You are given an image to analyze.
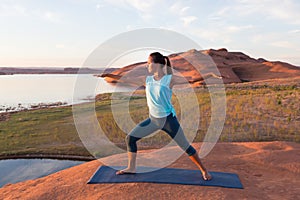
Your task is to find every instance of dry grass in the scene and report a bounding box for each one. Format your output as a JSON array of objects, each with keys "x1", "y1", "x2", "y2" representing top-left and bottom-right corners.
[{"x1": 0, "y1": 78, "x2": 299, "y2": 159}]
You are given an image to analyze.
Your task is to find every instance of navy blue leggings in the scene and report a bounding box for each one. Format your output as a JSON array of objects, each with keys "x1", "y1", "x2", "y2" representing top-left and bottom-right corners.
[{"x1": 125, "y1": 114, "x2": 196, "y2": 156}]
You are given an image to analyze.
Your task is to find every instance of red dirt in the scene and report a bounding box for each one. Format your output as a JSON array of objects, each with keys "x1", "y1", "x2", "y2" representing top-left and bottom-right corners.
[{"x1": 1, "y1": 141, "x2": 299, "y2": 200}]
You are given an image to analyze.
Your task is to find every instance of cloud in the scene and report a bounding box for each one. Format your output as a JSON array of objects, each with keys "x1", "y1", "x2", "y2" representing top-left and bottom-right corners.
[
  {"x1": 289, "y1": 30, "x2": 300, "y2": 34},
  {"x1": 208, "y1": 7, "x2": 230, "y2": 21},
  {"x1": 181, "y1": 16, "x2": 197, "y2": 26},
  {"x1": 169, "y1": 1, "x2": 197, "y2": 26},
  {"x1": 191, "y1": 28, "x2": 224, "y2": 43},
  {"x1": 42, "y1": 11, "x2": 63, "y2": 23},
  {"x1": 220, "y1": 0, "x2": 300, "y2": 24},
  {"x1": 170, "y1": 2, "x2": 190, "y2": 16},
  {"x1": 277, "y1": 55, "x2": 300, "y2": 66},
  {"x1": 251, "y1": 34, "x2": 264, "y2": 43},
  {"x1": 270, "y1": 41, "x2": 296, "y2": 49},
  {"x1": 107, "y1": 0, "x2": 159, "y2": 15},
  {"x1": 55, "y1": 44, "x2": 65, "y2": 49},
  {"x1": 104, "y1": 0, "x2": 195, "y2": 26},
  {"x1": 226, "y1": 25, "x2": 254, "y2": 33},
  {"x1": 96, "y1": 4, "x2": 104, "y2": 10},
  {"x1": 0, "y1": 2, "x2": 63, "y2": 23},
  {"x1": 103, "y1": 0, "x2": 162, "y2": 20},
  {"x1": 0, "y1": 3, "x2": 27, "y2": 16},
  {"x1": 263, "y1": 0, "x2": 300, "y2": 24},
  {"x1": 126, "y1": 0, "x2": 157, "y2": 12},
  {"x1": 192, "y1": 24, "x2": 254, "y2": 41},
  {"x1": 180, "y1": 6, "x2": 190, "y2": 14},
  {"x1": 208, "y1": 0, "x2": 300, "y2": 25}
]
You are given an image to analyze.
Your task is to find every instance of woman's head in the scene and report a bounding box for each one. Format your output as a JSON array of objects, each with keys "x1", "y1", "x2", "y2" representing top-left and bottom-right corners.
[{"x1": 147, "y1": 52, "x2": 171, "y2": 74}]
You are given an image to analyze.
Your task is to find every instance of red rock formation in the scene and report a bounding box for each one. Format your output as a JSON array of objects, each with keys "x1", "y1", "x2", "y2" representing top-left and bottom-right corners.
[{"x1": 100, "y1": 48, "x2": 300, "y2": 86}]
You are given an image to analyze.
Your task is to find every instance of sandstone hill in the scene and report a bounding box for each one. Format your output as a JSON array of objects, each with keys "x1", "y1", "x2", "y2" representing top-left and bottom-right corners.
[{"x1": 100, "y1": 48, "x2": 300, "y2": 86}]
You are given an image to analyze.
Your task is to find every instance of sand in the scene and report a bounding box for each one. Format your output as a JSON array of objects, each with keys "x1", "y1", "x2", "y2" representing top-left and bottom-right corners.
[{"x1": 1, "y1": 141, "x2": 299, "y2": 200}]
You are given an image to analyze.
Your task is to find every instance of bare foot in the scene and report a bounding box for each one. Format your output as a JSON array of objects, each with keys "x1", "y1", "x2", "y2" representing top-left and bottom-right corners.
[
  {"x1": 116, "y1": 168, "x2": 136, "y2": 175},
  {"x1": 202, "y1": 171, "x2": 212, "y2": 181}
]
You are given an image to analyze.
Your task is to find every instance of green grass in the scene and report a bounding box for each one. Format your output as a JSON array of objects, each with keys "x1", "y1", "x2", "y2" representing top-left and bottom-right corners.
[
  {"x1": 0, "y1": 84, "x2": 299, "y2": 159},
  {"x1": 0, "y1": 106, "x2": 89, "y2": 157}
]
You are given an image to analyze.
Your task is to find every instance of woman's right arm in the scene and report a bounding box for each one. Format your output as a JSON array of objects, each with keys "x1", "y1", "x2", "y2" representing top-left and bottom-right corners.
[{"x1": 100, "y1": 73, "x2": 146, "y2": 87}]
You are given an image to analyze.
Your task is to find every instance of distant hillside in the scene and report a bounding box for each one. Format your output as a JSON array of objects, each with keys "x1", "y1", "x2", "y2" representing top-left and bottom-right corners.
[
  {"x1": 0, "y1": 67, "x2": 118, "y2": 75},
  {"x1": 99, "y1": 48, "x2": 300, "y2": 86}
]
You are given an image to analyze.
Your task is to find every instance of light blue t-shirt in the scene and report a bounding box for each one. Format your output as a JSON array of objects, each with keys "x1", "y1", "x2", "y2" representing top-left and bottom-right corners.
[{"x1": 145, "y1": 74, "x2": 176, "y2": 118}]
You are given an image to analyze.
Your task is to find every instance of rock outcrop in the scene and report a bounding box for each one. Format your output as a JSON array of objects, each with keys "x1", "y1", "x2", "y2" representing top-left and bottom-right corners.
[{"x1": 99, "y1": 48, "x2": 300, "y2": 86}]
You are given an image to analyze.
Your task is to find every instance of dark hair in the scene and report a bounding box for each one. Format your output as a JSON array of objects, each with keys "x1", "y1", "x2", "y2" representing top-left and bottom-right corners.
[{"x1": 149, "y1": 52, "x2": 171, "y2": 67}]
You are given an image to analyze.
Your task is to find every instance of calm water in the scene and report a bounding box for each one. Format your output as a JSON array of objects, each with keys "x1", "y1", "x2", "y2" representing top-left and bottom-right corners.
[
  {"x1": 0, "y1": 74, "x2": 126, "y2": 187},
  {"x1": 0, "y1": 74, "x2": 131, "y2": 112},
  {"x1": 0, "y1": 159, "x2": 85, "y2": 188}
]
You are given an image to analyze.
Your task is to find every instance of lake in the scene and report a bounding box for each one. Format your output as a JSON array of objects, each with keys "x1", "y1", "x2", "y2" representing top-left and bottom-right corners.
[
  {"x1": 0, "y1": 74, "x2": 129, "y2": 187},
  {"x1": 0, "y1": 74, "x2": 131, "y2": 112},
  {"x1": 0, "y1": 74, "x2": 126, "y2": 187},
  {"x1": 0, "y1": 159, "x2": 85, "y2": 188}
]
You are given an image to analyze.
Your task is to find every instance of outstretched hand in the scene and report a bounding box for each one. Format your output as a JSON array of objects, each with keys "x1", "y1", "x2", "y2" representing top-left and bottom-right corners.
[
  {"x1": 211, "y1": 73, "x2": 223, "y2": 79},
  {"x1": 100, "y1": 73, "x2": 122, "y2": 80}
]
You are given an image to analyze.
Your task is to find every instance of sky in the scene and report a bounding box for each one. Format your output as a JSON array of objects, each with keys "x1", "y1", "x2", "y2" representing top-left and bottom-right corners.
[{"x1": 0, "y1": 0, "x2": 300, "y2": 67}]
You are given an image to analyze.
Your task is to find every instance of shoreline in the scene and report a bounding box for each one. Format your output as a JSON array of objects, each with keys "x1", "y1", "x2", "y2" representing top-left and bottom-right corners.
[
  {"x1": 1, "y1": 76, "x2": 299, "y2": 115},
  {"x1": 0, "y1": 77, "x2": 299, "y2": 161},
  {"x1": 0, "y1": 153, "x2": 95, "y2": 161},
  {"x1": 0, "y1": 103, "x2": 74, "y2": 122},
  {"x1": 0, "y1": 101, "x2": 70, "y2": 114}
]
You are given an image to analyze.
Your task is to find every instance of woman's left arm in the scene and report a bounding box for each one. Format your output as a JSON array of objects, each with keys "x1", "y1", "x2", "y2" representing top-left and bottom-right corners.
[
  {"x1": 170, "y1": 73, "x2": 223, "y2": 87},
  {"x1": 170, "y1": 75, "x2": 191, "y2": 88},
  {"x1": 189, "y1": 73, "x2": 223, "y2": 83}
]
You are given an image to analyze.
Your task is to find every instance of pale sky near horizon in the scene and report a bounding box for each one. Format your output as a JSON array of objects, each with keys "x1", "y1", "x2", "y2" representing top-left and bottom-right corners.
[{"x1": 0, "y1": 0, "x2": 300, "y2": 67}]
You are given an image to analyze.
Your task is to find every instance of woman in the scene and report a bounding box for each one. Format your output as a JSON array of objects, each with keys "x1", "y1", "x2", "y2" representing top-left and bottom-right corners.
[{"x1": 101, "y1": 52, "x2": 221, "y2": 180}]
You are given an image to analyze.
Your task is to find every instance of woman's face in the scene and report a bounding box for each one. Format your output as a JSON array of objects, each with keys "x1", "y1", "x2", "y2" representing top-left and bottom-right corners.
[{"x1": 147, "y1": 56, "x2": 159, "y2": 73}]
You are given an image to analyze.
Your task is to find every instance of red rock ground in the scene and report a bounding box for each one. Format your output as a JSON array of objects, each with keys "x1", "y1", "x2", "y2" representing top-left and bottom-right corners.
[{"x1": 1, "y1": 141, "x2": 299, "y2": 200}]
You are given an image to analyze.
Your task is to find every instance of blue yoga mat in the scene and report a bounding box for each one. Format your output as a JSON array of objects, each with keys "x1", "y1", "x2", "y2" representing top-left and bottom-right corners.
[{"x1": 88, "y1": 166, "x2": 243, "y2": 189}]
